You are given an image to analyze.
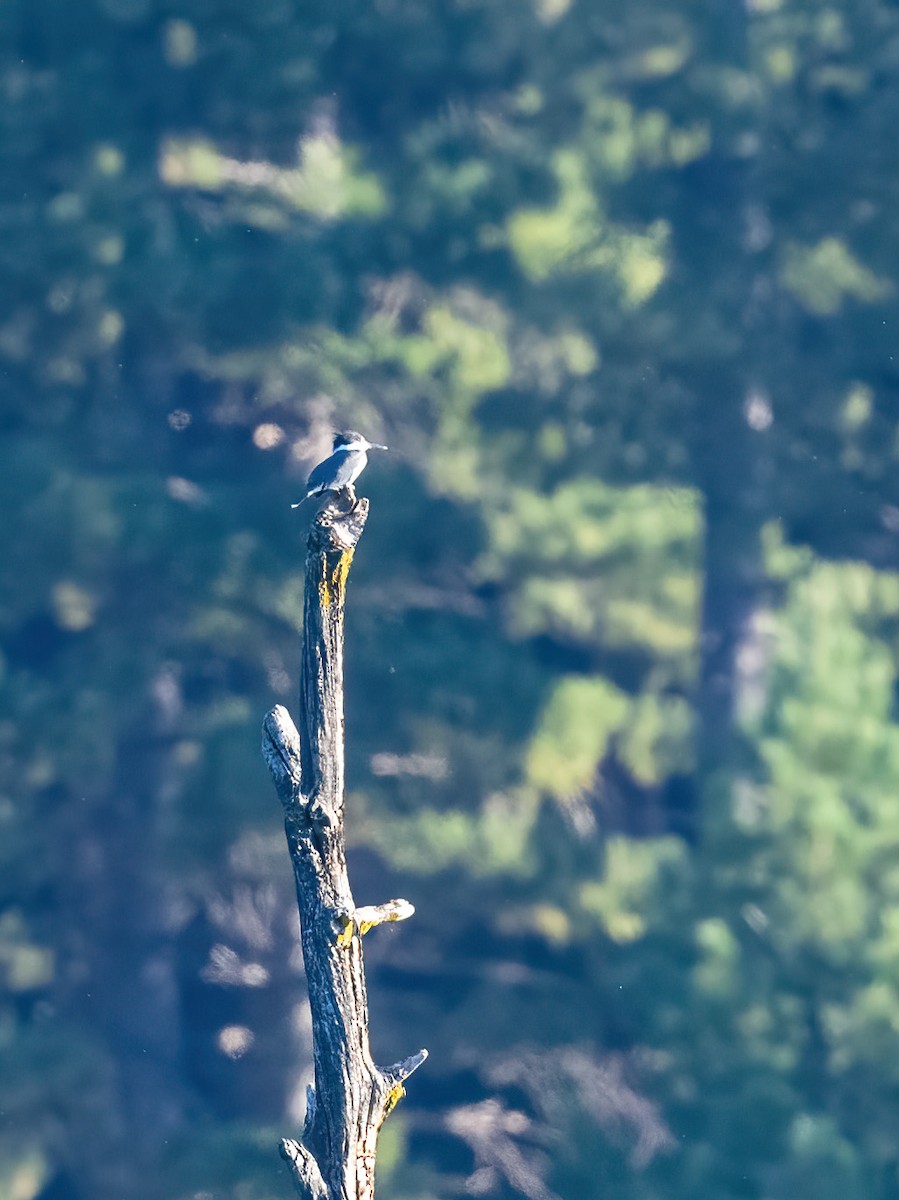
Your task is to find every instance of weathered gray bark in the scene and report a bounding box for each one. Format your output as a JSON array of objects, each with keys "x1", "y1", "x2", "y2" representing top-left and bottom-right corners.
[{"x1": 262, "y1": 494, "x2": 426, "y2": 1200}]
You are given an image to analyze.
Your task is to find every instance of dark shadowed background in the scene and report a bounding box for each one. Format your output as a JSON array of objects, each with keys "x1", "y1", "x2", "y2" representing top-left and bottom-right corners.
[{"x1": 5, "y1": 1, "x2": 899, "y2": 1197}]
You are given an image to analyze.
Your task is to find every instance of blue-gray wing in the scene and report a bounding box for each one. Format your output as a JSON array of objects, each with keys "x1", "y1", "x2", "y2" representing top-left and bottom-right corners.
[{"x1": 306, "y1": 447, "x2": 356, "y2": 494}]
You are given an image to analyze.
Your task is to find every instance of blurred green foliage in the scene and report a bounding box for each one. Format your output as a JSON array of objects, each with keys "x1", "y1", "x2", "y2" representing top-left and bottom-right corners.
[{"x1": 4, "y1": 0, "x2": 899, "y2": 1198}]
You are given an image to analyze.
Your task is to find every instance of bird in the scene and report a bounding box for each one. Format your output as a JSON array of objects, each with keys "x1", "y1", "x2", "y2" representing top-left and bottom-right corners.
[{"x1": 291, "y1": 431, "x2": 388, "y2": 508}]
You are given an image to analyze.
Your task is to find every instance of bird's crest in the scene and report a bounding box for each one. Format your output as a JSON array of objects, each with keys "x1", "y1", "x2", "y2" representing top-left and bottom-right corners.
[{"x1": 333, "y1": 430, "x2": 365, "y2": 449}]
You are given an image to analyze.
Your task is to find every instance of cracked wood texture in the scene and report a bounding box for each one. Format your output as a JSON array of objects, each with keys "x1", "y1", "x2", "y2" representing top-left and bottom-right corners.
[{"x1": 262, "y1": 494, "x2": 426, "y2": 1200}]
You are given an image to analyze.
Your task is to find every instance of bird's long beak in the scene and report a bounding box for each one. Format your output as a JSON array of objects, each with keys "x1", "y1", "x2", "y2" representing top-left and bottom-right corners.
[{"x1": 369, "y1": 442, "x2": 388, "y2": 451}]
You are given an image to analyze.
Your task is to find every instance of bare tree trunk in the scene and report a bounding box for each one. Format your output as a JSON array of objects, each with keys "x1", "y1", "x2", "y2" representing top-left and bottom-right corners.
[
  {"x1": 262, "y1": 495, "x2": 426, "y2": 1200},
  {"x1": 681, "y1": 7, "x2": 778, "y2": 790}
]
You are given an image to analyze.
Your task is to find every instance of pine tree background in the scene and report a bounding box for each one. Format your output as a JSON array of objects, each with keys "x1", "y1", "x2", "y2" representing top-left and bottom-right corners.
[{"x1": 4, "y1": 1, "x2": 899, "y2": 1197}]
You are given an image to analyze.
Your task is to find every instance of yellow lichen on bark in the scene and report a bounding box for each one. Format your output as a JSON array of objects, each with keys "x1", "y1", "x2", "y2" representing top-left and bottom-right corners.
[{"x1": 319, "y1": 548, "x2": 355, "y2": 610}]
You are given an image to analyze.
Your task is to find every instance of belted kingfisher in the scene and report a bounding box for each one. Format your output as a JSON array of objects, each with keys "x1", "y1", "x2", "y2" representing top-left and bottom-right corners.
[{"x1": 291, "y1": 431, "x2": 388, "y2": 508}]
